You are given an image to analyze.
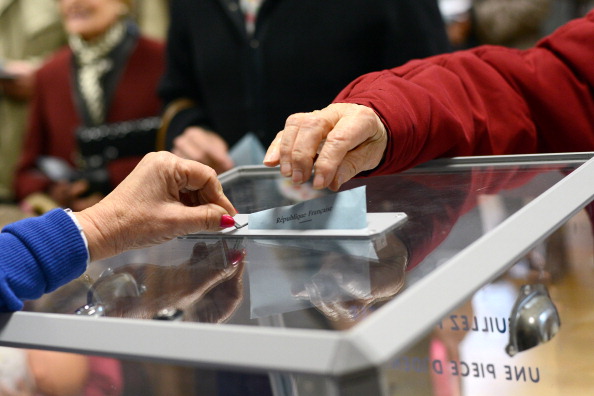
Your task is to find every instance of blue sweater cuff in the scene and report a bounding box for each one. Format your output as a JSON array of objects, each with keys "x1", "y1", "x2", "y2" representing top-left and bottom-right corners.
[{"x1": 0, "y1": 209, "x2": 89, "y2": 309}]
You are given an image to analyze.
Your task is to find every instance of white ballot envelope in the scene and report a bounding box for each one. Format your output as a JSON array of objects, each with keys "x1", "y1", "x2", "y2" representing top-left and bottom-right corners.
[{"x1": 187, "y1": 186, "x2": 407, "y2": 239}]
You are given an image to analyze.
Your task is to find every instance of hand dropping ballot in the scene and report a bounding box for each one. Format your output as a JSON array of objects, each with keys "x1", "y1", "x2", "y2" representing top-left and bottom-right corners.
[{"x1": 210, "y1": 186, "x2": 407, "y2": 239}]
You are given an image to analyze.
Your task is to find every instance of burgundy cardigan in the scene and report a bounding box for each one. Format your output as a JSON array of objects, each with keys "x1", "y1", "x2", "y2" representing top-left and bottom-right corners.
[{"x1": 14, "y1": 36, "x2": 164, "y2": 200}]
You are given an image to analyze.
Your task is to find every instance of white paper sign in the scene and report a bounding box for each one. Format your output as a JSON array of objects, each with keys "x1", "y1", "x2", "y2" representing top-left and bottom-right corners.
[{"x1": 248, "y1": 186, "x2": 367, "y2": 230}]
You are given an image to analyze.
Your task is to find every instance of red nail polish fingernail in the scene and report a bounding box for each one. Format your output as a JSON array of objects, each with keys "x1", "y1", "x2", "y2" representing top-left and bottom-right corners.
[
  {"x1": 227, "y1": 249, "x2": 245, "y2": 266},
  {"x1": 220, "y1": 214, "x2": 235, "y2": 228}
]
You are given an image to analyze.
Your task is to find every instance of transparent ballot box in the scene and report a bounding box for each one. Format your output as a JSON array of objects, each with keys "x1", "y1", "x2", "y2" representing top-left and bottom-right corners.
[{"x1": 2, "y1": 152, "x2": 594, "y2": 396}]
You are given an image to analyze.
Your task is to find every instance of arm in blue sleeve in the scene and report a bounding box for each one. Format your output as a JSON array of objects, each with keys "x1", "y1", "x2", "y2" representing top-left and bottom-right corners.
[{"x1": 0, "y1": 209, "x2": 89, "y2": 311}]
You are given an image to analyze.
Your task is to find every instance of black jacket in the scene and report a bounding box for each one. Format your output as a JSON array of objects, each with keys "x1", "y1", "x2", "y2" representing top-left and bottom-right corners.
[{"x1": 159, "y1": 0, "x2": 451, "y2": 149}]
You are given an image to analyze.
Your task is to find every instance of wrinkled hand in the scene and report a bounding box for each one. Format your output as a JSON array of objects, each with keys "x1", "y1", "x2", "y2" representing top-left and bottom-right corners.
[
  {"x1": 76, "y1": 152, "x2": 237, "y2": 261},
  {"x1": 173, "y1": 126, "x2": 234, "y2": 174},
  {"x1": 264, "y1": 103, "x2": 388, "y2": 191}
]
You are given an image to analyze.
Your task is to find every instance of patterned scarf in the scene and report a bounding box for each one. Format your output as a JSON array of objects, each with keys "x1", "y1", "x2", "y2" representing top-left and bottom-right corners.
[
  {"x1": 69, "y1": 21, "x2": 126, "y2": 125},
  {"x1": 239, "y1": 0, "x2": 263, "y2": 35}
]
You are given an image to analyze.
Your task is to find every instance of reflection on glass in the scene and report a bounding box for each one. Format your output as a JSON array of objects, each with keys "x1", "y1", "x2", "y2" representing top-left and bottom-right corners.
[
  {"x1": 382, "y1": 204, "x2": 593, "y2": 396},
  {"x1": 76, "y1": 238, "x2": 246, "y2": 322},
  {"x1": 221, "y1": 162, "x2": 576, "y2": 328},
  {"x1": 248, "y1": 233, "x2": 408, "y2": 322}
]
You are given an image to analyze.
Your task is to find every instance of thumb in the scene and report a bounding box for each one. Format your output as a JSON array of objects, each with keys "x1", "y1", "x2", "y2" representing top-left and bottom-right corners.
[{"x1": 171, "y1": 203, "x2": 232, "y2": 234}]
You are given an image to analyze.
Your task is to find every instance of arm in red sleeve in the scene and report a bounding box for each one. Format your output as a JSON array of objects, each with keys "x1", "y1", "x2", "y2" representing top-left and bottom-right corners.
[{"x1": 334, "y1": 11, "x2": 594, "y2": 175}]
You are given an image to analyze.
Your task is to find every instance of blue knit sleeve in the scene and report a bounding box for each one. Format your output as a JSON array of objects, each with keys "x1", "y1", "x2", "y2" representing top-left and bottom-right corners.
[{"x1": 0, "y1": 209, "x2": 89, "y2": 311}]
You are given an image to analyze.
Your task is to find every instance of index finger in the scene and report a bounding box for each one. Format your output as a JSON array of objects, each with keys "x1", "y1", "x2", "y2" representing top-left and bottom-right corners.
[
  {"x1": 179, "y1": 160, "x2": 236, "y2": 215},
  {"x1": 286, "y1": 110, "x2": 337, "y2": 185},
  {"x1": 276, "y1": 112, "x2": 311, "y2": 178},
  {"x1": 263, "y1": 131, "x2": 283, "y2": 167},
  {"x1": 311, "y1": 107, "x2": 379, "y2": 188}
]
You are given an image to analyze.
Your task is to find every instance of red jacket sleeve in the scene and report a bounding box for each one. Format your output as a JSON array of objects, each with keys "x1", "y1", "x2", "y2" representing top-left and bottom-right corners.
[{"x1": 334, "y1": 11, "x2": 594, "y2": 175}]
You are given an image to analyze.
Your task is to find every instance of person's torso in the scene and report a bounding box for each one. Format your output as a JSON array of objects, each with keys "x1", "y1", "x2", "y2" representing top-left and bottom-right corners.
[
  {"x1": 173, "y1": 0, "x2": 450, "y2": 145},
  {"x1": 34, "y1": 38, "x2": 164, "y2": 168}
]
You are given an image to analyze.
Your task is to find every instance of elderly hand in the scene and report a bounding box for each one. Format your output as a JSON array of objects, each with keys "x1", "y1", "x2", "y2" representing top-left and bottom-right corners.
[
  {"x1": 173, "y1": 126, "x2": 234, "y2": 174},
  {"x1": 263, "y1": 103, "x2": 388, "y2": 191},
  {"x1": 75, "y1": 151, "x2": 237, "y2": 261}
]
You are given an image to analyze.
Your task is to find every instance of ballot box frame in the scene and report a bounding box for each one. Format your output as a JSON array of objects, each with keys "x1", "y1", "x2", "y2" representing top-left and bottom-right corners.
[{"x1": 1, "y1": 152, "x2": 594, "y2": 380}]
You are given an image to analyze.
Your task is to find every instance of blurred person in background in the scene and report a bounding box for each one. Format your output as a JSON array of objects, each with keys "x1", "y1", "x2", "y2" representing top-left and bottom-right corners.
[
  {"x1": 438, "y1": 0, "x2": 552, "y2": 49},
  {"x1": 543, "y1": 0, "x2": 593, "y2": 34},
  {"x1": 134, "y1": 0, "x2": 171, "y2": 41},
  {"x1": 13, "y1": 0, "x2": 165, "y2": 214},
  {"x1": 0, "y1": 0, "x2": 66, "y2": 205},
  {"x1": 157, "y1": 0, "x2": 451, "y2": 174},
  {"x1": 472, "y1": 0, "x2": 552, "y2": 48},
  {"x1": 263, "y1": 10, "x2": 594, "y2": 190}
]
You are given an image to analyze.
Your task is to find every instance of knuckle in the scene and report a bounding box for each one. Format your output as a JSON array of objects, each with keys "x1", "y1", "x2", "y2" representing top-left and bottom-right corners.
[
  {"x1": 342, "y1": 158, "x2": 359, "y2": 176},
  {"x1": 204, "y1": 207, "x2": 220, "y2": 230},
  {"x1": 301, "y1": 113, "x2": 328, "y2": 131},
  {"x1": 144, "y1": 151, "x2": 168, "y2": 168},
  {"x1": 290, "y1": 148, "x2": 310, "y2": 164},
  {"x1": 152, "y1": 151, "x2": 169, "y2": 162},
  {"x1": 285, "y1": 112, "x2": 305, "y2": 127},
  {"x1": 204, "y1": 165, "x2": 218, "y2": 179},
  {"x1": 278, "y1": 136, "x2": 293, "y2": 155},
  {"x1": 313, "y1": 155, "x2": 335, "y2": 174},
  {"x1": 319, "y1": 137, "x2": 346, "y2": 155}
]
